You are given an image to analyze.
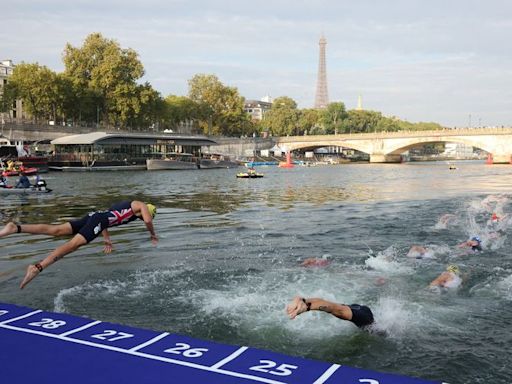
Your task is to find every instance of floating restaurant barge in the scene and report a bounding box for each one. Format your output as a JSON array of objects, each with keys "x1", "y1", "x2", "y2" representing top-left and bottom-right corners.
[{"x1": 48, "y1": 132, "x2": 217, "y2": 171}]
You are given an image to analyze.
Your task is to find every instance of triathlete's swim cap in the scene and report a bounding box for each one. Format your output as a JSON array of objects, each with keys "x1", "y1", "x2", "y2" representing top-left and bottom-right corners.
[
  {"x1": 447, "y1": 264, "x2": 459, "y2": 274},
  {"x1": 471, "y1": 236, "x2": 481, "y2": 243},
  {"x1": 147, "y1": 203, "x2": 157, "y2": 219}
]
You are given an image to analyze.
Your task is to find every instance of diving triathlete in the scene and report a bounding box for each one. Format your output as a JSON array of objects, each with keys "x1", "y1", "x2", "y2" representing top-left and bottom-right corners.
[
  {"x1": 286, "y1": 296, "x2": 374, "y2": 330},
  {"x1": 0, "y1": 200, "x2": 157, "y2": 289}
]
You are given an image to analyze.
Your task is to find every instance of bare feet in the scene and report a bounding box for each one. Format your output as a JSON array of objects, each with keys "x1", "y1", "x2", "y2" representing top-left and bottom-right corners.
[
  {"x1": 0, "y1": 222, "x2": 18, "y2": 238},
  {"x1": 20, "y1": 265, "x2": 40, "y2": 289},
  {"x1": 286, "y1": 296, "x2": 308, "y2": 319}
]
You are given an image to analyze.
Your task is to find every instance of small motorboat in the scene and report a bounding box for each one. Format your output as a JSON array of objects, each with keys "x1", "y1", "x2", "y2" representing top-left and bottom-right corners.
[
  {"x1": 0, "y1": 178, "x2": 51, "y2": 193},
  {"x1": 236, "y1": 169, "x2": 264, "y2": 178},
  {"x1": 0, "y1": 186, "x2": 52, "y2": 194}
]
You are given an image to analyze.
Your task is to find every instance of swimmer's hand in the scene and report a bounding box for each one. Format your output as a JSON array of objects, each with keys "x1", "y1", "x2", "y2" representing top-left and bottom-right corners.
[
  {"x1": 103, "y1": 240, "x2": 113, "y2": 254},
  {"x1": 150, "y1": 234, "x2": 158, "y2": 246},
  {"x1": 286, "y1": 296, "x2": 308, "y2": 319}
]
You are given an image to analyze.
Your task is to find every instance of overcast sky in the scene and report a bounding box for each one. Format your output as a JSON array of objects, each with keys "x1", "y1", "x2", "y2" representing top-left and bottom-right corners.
[{"x1": 2, "y1": 0, "x2": 512, "y2": 127}]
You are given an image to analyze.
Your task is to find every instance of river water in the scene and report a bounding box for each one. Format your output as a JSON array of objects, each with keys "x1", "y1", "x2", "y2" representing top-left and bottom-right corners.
[{"x1": 1, "y1": 161, "x2": 511, "y2": 383}]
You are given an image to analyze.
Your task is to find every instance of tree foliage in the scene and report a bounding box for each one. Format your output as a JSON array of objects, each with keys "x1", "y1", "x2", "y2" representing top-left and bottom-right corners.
[
  {"x1": 263, "y1": 96, "x2": 300, "y2": 136},
  {"x1": 62, "y1": 32, "x2": 157, "y2": 127},
  {"x1": 321, "y1": 102, "x2": 347, "y2": 134},
  {"x1": 5, "y1": 63, "x2": 63, "y2": 122},
  {"x1": 187, "y1": 74, "x2": 251, "y2": 136}
]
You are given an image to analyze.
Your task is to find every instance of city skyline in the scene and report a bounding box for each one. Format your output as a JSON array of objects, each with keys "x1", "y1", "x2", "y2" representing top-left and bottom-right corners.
[{"x1": 2, "y1": 0, "x2": 512, "y2": 127}]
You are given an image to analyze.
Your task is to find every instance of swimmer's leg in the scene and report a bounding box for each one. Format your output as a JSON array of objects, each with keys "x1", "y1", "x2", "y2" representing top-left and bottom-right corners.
[
  {"x1": 16, "y1": 223, "x2": 73, "y2": 237},
  {"x1": 0, "y1": 222, "x2": 19, "y2": 238},
  {"x1": 20, "y1": 233, "x2": 87, "y2": 289},
  {"x1": 0, "y1": 222, "x2": 73, "y2": 238}
]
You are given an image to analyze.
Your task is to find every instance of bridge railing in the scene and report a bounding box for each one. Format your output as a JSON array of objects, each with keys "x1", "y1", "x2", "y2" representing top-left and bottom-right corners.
[{"x1": 277, "y1": 127, "x2": 512, "y2": 142}]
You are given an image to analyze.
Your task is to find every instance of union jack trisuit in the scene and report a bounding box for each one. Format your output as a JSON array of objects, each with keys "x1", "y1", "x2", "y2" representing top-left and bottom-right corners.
[
  {"x1": 107, "y1": 200, "x2": 140, "y2": 227},
  {"x1": 69, "y1": 201, "x2": 141, "y2": 243}
]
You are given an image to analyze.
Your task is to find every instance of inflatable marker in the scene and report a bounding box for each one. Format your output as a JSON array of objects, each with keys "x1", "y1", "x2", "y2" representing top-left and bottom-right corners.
[{"x1": 0, "y1": 302, "x2": 447, "y2": 384}]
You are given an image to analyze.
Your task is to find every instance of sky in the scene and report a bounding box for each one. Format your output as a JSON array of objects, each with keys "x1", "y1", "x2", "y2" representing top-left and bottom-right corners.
[{"x1": 2, "y1": 0, "x2": 512, "y2": 127}]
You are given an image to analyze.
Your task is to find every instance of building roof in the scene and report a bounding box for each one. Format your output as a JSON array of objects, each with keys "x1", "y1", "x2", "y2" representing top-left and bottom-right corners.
[
  {"x1": 51, "y1": 132, "x2": 217, "y2": 146},
  {"x1": 244, "y1": 100, "x2": 272, "y2": 108}
]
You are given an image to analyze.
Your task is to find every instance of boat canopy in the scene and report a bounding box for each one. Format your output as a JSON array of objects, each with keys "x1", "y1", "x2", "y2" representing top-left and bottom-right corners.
[{"x1": 51, "y1": 132, "x2": 217, "y2": 147}]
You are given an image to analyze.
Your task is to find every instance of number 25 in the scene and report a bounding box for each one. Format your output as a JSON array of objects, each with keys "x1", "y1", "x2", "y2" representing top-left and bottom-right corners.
[{"x1": 250, "y1": 360, "x2": 298, "y2": 376}]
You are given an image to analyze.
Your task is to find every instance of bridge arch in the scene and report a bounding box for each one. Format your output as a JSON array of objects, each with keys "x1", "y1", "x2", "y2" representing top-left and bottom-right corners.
[
  {"x1": 385, "y1": 137, "x2": 491, "y2": 156},
  {"x1": 283, "y1": 141, "x2": 371, "y2": 156}
]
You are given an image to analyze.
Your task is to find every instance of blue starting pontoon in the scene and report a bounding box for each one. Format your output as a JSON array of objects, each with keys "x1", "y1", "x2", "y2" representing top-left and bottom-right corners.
[{"x1": 0, "y1": 302, "x2": 445, "y2": 384}]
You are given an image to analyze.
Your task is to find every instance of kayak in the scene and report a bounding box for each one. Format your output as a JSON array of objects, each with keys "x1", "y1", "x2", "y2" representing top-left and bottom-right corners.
[{"x1": 2, "y1": 167, "x2": 38, "y2": 177}]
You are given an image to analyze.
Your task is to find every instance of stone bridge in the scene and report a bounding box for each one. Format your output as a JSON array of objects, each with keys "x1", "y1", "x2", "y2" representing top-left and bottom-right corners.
[
  {"x1": 3, "y1": 123, "x2": 512, "y2": 164},
  {"x1": 275, "y1": 128, "x2": 512, "y2": 164}
]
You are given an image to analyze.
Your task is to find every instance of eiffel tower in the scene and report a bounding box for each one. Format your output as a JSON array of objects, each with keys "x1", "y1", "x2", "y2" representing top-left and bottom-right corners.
[{"x1": 314, "y1": 35, "x2": 329, "y2": 109}]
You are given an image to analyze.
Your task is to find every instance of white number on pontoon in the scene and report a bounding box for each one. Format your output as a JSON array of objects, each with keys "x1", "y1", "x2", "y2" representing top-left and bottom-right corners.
[
  {"x1": 91, "y1": 330, "x2": 134, "y2": 342},
  {"x1": 0, "y1": 310, "x2": 8, "y2": 316},
  {"x1": 28, "y1": 318, "x2": 67, "y2": 329},
  {"x1": 359, "y1": 380, "x2": 380, "y2": 384},
  {"x1": 164, "y1": 343, "x2": 209, "y2": 358},
  {"x1": 249, "y1": 360, "x2": 298, "y2": 376}
]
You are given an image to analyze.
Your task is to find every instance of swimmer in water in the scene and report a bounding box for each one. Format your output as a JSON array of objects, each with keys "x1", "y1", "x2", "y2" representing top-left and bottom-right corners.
[
  {"x1": 0, "y1": 200, "x2": 157, "y2": 289},
  {"x1": 458, "y1": 236, "x2": 482, "y2": 252},
  {"x1": 429, "y1": 265, "x2": 462, "y2": 289},
  {"x1": 406, "y1": 245, "x2": 434, "y2": 259},
  {"x1": 300, "y1": 257, "x2": 330, "y2": 267},
  {"x1": 435, "y1": 213, "x2": 457, "y2": 229},
  {"x1": 286, "y1": 296, "x2": 374, "y2": 331}
]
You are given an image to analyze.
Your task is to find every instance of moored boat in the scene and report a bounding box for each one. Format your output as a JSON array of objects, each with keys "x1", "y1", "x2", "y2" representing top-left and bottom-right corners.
[
  {"x1": 17, "y1": 156, "x2": 49, "y2": 173},
  {"x1": 199, "y1": 153, "x2": 239, "y2": 169},
  {"x1": 49, "y1": 132, "x2": 215, "y2": 171},
  {"x1": 146, "y1": 153, "x2": 199, "y2": 170}
]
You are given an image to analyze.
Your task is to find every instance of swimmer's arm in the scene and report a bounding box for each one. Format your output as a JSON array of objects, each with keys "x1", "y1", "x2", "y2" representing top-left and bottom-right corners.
[
  {"x1": 287, "y1": 296, "x2": 352, "y2": 321},
  {"x1": 101, "y1": 229, "x2": 113, "y2": 254},
  {"x1": 429, "y1": 273, "x2": 449, "y2": 287},
  {"x1": 133, "y1": 201, "x2": 158, "y2": 244},
  {"x1": 145, "y1": 220, "x2": 158, "y2": 245}
]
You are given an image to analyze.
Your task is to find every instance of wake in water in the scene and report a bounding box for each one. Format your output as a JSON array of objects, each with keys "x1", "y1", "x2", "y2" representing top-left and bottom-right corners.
[{"x1": 364, "y1": 246, "x2": 414, "y2": 274}]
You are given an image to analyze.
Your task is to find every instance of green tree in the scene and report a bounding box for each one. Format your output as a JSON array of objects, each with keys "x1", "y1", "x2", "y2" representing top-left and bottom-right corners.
[
  {"x1": 298, "y1": 108, "x2": 321, "y2": 135},
  {"x1": 6, "y1": 63, "x2": 62, "y2": 122},
  {"x1": 187, "y1": 74, "x2": 250, "y2": 136},
  {"x1": 263, "y1": 96, "x2": 300, "y2": 136},
  {"x1": 341, "y1": 110, "x2": 383, "y2": 133},
  {"x1": 321, "y1": 102, "x2": 347, "y2": 134},
  {"x1": 63, "y1": 32, "x2": 147, "y2": 127},
  {"x1": 164, "y1": 95, "x2": 203, "y2": 132}
]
